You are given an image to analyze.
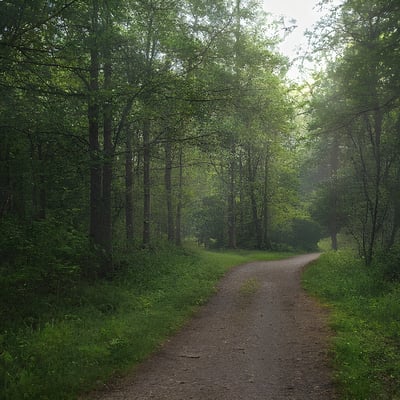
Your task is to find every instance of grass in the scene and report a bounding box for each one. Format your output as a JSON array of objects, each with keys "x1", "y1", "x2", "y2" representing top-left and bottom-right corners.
[
  {"x1": 317, "y1": 233, "x2": 358, "y2": 253},
  {"x1": 302, "y1": 251, "x2": 400, "y2": 399},
  {"x1": 0, "y1": 246, "x2": 294, "y2": 400}
]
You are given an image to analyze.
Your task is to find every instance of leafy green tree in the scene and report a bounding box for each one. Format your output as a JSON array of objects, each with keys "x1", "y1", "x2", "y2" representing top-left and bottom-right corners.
[{"x1": 309, "y1": 0, "x2": 400, "y2": 263}]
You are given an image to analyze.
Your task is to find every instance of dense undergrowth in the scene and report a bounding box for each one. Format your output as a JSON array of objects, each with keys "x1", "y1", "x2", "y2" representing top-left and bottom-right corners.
[
  {"x1": 303, "y1": 251, "x2": 400, "y2": 399},
  {"x1": 0, "y1": 241, "x2": 293, "y2": 400}
]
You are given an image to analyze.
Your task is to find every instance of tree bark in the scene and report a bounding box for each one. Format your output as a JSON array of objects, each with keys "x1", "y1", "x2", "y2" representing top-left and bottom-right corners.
[
  {"x1": 164, "y1": 131, "x2": 174, "y2": 242},
  {"x1": 329, "y1": 134, "x2": 339, "y2": 251},
  {"x1": 367, "y1": 109, "x2": 383, "y2": 264},
  {"x1": 125, "y1": 127, "x2": 134, "y2": 242},
  {"x1": 102, "y1": 53, "x2": 113, "y2": 258},
  {"x1": 238, "y1": 152, "x2": 244, "y2": 241},
  {"x1": 227, "y1": 141, "x2": 237, "y2": 248},
  {"x1": 143, "y1": 118, "x2": 151, "y2": 247},
  {"x1": 37, "y1": 142, "x2": 46, "y2": 220},
  {"x1": 175, "y1": 147, "x2": 183, "y2": 246},
  {"x1": 88, "y1": 0, "x2": 102, "y2": 246},
  {"x1": 387, "y1": 165, "x2": 400, "y2": 249},
  {"x1": 262, "y1": 153, "x2": 270, "y2": 249},
  {"x1": 247, "y1": 146, "x2": 262, "y2": 249}
]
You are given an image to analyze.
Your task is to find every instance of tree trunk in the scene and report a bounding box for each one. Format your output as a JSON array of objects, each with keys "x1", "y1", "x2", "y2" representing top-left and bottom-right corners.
[
  {"x1": 175, "y1": 147, "x2": 183, "y2": 246},
  {"x1": 329, "y1": 134, "x2": 339, "y2": 251},
  {"x1": 142, "y1": 119, "x2": 151, "y2": 247},
  {"x1": 125, "y1": 127, "x2": 134, "y2": 242},
  {"x1": 367, "y1": 109, "x2": 383, "y2": 265},
  {"x1": 0, "y1": 141, "x2": 13, "y2": 218},
  {"x1": 88, "y1": 0, "x2": 102, "y2": 246},
  {"x1": 164, "y1": 131, "x2": 174, "y2": 242},
  {"x1": 227, "y1": 141, "x2": 237, "y2": 248},
  {"x1": 247, "y1": 146, "x2": 262, "y2": 249},
  {"x1": 387, "y1": 165, "x2": 400, "y2": 249},
  {"x1": 102, "y1": 54, "x2": 113, "y2": 259},
  {"x1": 362, "y1": 109, "x2": 383, "y2": 265},
  {"x1": 37, "y1": 142, "x2": 46, "y2": 220},
  {"x1": 238, "y1": 152, "x2": 244, "y2": 241},
  {"x1": 262, "y1": 153, "x2": 270, "y2": 249}
]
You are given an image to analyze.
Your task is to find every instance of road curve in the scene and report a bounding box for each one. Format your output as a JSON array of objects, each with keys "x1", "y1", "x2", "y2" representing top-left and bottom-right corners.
[{"x1": 87, "y1": 253, "x2": 337, "y2": 400}]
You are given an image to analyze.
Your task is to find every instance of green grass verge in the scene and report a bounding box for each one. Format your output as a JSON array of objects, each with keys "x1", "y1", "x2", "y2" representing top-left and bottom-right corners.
[
  {"x1": 302, "y1": 251, "x2": 400, "y2": 400},
  {"x1": 1, "y1": 247, "x2": 293, "y2": 400},
  {"x1": 318, "y1": 234, "x2": 358, "y2": 252}
]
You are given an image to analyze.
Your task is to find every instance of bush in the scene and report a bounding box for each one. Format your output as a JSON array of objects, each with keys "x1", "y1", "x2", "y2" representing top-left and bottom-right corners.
[
  {"x1": 0, "y1": 217, "x2": 92, "y2": 326},
  {"x1": 191, "y1": 196, "x2": 226, "y2": 248},
  {"x1": 373, "y1": 244, "x2": 400, "y2": 281},
  {"x1": 271, "y1": 218, "x2": 322, "y2": 251}
]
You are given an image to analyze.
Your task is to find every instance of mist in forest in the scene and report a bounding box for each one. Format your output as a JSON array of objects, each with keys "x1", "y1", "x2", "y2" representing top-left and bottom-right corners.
[{"x1": 1, "y1": 1, "x2": 400, "y2": 398}]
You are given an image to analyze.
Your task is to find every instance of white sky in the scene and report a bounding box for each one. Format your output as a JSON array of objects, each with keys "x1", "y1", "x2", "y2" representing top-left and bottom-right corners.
[{"x1": 262, "y1": 0, "x2": 336, "y2": 81}]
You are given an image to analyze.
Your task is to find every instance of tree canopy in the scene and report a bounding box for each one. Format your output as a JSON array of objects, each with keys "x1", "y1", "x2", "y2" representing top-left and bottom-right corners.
[
  {"x1": 1, "y1": 0, "x2": 311, "y2": 306},
  {"x1": 2, "y1": 0, "x2": 400, "y2": 323},
  {"x1": 307, "y1": 0, "x2": 400, "y2": 264}
]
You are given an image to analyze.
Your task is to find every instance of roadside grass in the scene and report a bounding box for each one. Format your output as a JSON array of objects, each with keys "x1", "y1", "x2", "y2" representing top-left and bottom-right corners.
[
  {"x1": 0, "y1": 246, "x2": 293, "y2": 400},
  {"x1": 318, "y1": 234, "x2": 358, "y2": 252},
  {"x1": 302, "y1": 251, "x2": 400, "y2": 399}
]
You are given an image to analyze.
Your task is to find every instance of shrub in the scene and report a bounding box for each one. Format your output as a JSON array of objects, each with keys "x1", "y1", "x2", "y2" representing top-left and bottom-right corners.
[
  {"x1": 373, "y1": 244, "x2": 400, "y2": 281},
  {"x1": 0, "y1": 217, "x2": 92, "y2": 326},
  {"x1": 271, "y1": 218, "x2": 322, "y2": 251}
]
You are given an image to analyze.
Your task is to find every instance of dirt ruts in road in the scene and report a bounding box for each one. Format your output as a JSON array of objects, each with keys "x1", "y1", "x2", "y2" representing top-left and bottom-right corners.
[{"x1": 87, "y1": 253, "x2": 337, "y2": 400}]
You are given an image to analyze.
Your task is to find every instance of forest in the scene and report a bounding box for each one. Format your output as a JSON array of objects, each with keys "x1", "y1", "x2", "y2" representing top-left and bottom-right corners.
[
  {"x1": 1, "y1": 0, "x2": 400, "y2": 399},
  {"x1": 0, "y1": 0, "x2": 308, "y2": 303}
]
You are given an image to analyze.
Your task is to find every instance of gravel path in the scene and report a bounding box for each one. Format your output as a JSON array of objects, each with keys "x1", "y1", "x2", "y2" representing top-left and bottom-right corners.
[{"x1": 87, "y1": 253, "x2": 337, "y2": 400}]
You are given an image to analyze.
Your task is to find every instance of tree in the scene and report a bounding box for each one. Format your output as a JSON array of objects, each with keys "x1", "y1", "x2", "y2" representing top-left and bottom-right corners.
[
  {"x1": 0, "y1": 0, "x2": 302, "y2": 296},
  {"x1": 309, "y1": 0, "x2": 400, "y2": 263}
]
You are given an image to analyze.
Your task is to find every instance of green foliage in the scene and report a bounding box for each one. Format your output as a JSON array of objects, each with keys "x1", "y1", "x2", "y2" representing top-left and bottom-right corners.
[
  {"x1": 0, "y1": 217, "x2": 100, "y2": 327},
  {"x1": 271, "y1": 217, "x2": 322, "y2": 251},
  {"x1": 318, "y1": 233, "x2": 358, "y2": 253},
  {"x1": 303, "y1": 251, "x2": 400, "y2": 399},
  {"x1": 308, "y1": 0, "x2": 400, "y2": 264},
  {"x1": 373, "y1": 244, "x2": 400, "y2": 282},
  {"x1": 192, "y1": 196, "x2": 226, "y2": 248},
  {"x1": 0, "y1": 247, "x2": 293, "y2": 400},
  {"x1": 310, "y1": 182, "x2": 347, "y2": 235},
  {"x1": 290, "y1": 218, "x2": 322, "y2": 251}
]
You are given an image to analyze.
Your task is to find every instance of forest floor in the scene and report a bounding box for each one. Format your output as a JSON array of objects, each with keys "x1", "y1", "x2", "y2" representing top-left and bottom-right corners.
[{"x1": 84, "y1": 254, "x2": 337, "y2": 400}]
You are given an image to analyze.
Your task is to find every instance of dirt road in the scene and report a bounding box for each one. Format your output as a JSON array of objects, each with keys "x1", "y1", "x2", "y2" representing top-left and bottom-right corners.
[{"x1": 88, "y1": 253, "x2": 337, "y2": 400}]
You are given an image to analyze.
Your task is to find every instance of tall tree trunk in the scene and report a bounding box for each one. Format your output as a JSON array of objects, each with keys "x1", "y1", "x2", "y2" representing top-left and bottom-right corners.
[
  {"x1": 247, "y1": 146, "x2": 262, "y2": 248},
  {"x1": 262, "y1": 153, "x2": 270, "y2": 249},
  {"x1": 164, "y1": 131, "x2": 174, "y2": 242},
  {"x1": 238, "y1": 152, "x2": 244, "y2": 242},
  {"x1": 142, "y1": 9, "x2": 155, "y2": 248},
  {"x1": 88, "y1": 0, "x2": 102, "y2": 246},
  {"x1": 29, "y1": 139, "x2": 38, "y2": 218},
  {"x1": 175, "y1": 147, "x2": 183, "y2": 246},
  {"x1": 228, "y1": 0, "x2": 240, "y2": 249},
  {"x1": 367, "y1": 109, "x2": 383, "y2": 264},
  {"x1": 125, "y1": 127, "x2": 134, "y2": 242},
  {"x1": 102, "y1": 53, "x2": 113, "y2": 259},
  {"x1": 28, "y1": 135, "x2": 46, "y2": 220},
  {"x1": 387, "y1": 165, "x2": 400, "y2": 249},
  {"x1": 142, "y1": 119, "x2": 151, "y2": 247},
  {"x1": 363, "y1": 109, "x2": 383, "y2": 265},
  {"x1": 329, "y1": 187, "x2": 339, "y2": 251},
  {"x1": 329, "y1": 134, "x2": 340, "y2": 251},
  {"x1": 37, "y1": 142, "x2": 46, "y2": 220},
  {"x1": 0, "y1": 141, "x2": 13, "y2": 217},
  {"x1": 227, "y1": 141, "x2": 237, "y2": 248}
]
